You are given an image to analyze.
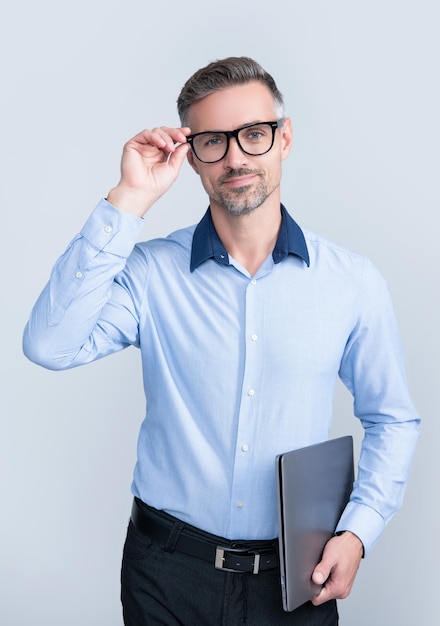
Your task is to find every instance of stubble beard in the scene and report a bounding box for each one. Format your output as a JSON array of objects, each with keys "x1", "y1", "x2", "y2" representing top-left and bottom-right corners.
[{"x1": 212, "y1": 169, "x2": 278, "y2": 217}]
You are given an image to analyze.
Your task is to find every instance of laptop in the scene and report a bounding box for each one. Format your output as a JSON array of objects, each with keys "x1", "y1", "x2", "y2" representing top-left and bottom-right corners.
[{"x1": 276, "y1": 436, "x2": 354, "y2": 612}]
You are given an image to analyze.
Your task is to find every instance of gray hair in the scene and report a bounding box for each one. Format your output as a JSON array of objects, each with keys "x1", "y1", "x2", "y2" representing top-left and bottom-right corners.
[{"x1": 177, "y1": 56, "x2": 285, "y2": 127}]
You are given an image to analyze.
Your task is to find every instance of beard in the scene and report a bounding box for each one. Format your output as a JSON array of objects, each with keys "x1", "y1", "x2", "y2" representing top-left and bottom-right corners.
[{"x1": 210, "y1": 168, "x2": 278, "y2": 216}]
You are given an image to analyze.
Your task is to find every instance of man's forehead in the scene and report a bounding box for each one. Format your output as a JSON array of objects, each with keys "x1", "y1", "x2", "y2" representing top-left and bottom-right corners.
[{"x1": 186, "y1": 82, "x2": 278, "y2": 133}]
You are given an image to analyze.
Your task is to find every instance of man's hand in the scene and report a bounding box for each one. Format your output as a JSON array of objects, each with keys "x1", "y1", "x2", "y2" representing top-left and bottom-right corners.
[
  {"x1": 107, "y1": 127, "x2": 191, "y2": 217},
  {"x1": 311, "y1": 531, "x2": 363, "y2": 606}
]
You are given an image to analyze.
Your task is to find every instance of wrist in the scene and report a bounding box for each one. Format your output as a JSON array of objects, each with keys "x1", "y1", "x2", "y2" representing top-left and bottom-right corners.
[
  {"x1": 106, "y1": 185, "x2": 154, "y2": 217},
  {"x1": 335, "y1": 530, "x2": 365, "y2": 558}
]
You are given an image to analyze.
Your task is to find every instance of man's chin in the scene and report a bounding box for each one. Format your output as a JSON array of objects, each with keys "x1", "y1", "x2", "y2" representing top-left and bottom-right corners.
[
  {"x1": 219, "y1": 189, "x2": 267, "y2": 216},
  {"x1": 222, "y1": 200, "x2": 263, "y2": 217},
  {"x1": 224, "y1": 206, "x2": 256, "y2": 217}
]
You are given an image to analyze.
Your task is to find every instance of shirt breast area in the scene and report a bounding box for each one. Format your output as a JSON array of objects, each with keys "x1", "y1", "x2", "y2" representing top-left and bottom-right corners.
[{"x1": 126, "y1": 226, "x2": 368, "y2": 402}]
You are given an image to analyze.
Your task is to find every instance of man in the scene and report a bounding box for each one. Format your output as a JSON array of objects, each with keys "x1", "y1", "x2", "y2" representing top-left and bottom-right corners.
[{"x1": 23, "y1": 57, "x2": 420, "y2": 625}]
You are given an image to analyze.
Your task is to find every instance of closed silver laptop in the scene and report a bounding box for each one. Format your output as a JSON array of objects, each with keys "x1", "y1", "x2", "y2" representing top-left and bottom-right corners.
[{"x1": 276, "y1": 436, "x2": 354, "y2": 612}]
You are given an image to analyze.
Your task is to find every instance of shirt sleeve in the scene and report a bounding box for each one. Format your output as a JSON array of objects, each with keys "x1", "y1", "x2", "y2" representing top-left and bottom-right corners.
[
  {"x1": 23, "y1": 199, "x2": 147, "y2": 370},
  {"x1": 335, "y1": 259, "x2": 420, "y2": 555}
]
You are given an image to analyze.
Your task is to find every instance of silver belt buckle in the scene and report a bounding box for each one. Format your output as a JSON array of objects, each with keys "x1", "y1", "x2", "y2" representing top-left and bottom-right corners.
[{"x1": 215, "y1": 546, "x2": 261, "y2": 574}]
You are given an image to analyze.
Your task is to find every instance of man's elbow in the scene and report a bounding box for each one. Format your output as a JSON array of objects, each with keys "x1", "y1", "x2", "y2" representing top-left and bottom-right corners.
[{"x1": 22, "y1": 326, "x2": 73, "y2": 371}]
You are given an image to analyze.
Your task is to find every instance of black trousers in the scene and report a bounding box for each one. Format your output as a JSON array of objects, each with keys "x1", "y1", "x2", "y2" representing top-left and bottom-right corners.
[{"x1": 121, "y1": 503, "x2": 338, "y2": 626}]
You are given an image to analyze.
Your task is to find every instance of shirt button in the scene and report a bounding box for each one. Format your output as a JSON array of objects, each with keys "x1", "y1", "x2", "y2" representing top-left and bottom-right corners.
[
  {"x1": 251, "y1": 334, "x2": 258, "y2": 341},
  {"x1": 241, "y1": 444, "x2": 249, "y2": 452},
  {"x1": 237, "y1": 501, "x2": 245, "y2": 508},
  {"x1": 247, "y1": 389, "x2": 255, "y2": 397},
  {"x1": 250, "y1": 279, "x2": 257, "y2": 286},
  {"x1": 104, "y1": 225, "x2": 113, "y2": 233},
  {"x1": 75, "y1": 271, "x2": 83, "y2": 279}
]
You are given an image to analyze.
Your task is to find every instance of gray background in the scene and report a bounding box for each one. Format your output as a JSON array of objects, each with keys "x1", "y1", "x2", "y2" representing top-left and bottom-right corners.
[{"x1": 1, "y1": 1, "x2": 438, "y2": 624}]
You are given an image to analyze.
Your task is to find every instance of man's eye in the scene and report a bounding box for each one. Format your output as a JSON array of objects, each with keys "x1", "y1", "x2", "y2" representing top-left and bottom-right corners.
[
  {"x1": 247, "y1": 131, "x2": 263, "y2": 140},
  {"x1": 203, "y1": 134, "x2": 224, "y2": 148}
]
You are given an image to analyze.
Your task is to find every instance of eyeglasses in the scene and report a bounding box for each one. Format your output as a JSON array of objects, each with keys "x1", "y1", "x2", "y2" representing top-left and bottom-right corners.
[{"x1": 187, "y1": 119, "x2": 284, "y2": 164}]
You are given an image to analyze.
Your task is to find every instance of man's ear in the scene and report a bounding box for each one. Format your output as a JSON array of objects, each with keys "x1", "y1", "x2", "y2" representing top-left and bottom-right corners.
[
  {"x1": 187, "y1": 149, "x2": 200, "y2": 175},
  {"x1": 280, "y1": 117, "x2": 294, "y2": 161}
]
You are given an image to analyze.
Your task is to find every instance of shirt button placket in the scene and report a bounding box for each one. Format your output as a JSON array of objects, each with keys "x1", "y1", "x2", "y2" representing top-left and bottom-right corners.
[{"x1": 230, "y1": 275, "x2": 259, "y2": 528}]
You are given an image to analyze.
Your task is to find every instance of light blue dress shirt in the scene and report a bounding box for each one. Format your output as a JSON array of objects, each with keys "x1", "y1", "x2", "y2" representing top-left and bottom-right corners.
[{"x1": 23, "y1": 199, "x2": 420, "y2": 555}]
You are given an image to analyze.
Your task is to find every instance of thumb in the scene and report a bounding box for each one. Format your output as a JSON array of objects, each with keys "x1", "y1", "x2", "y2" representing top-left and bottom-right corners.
[
  {"x1": 168, "y1": 142, "x2": 190, "y2": 172},
  {"x1": 312, "y1": 560, "x2": 330, "y2": 585}
]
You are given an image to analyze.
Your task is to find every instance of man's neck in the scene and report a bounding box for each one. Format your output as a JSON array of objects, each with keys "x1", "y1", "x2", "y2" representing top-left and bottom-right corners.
[{"x1": 210, "y1": 199, "x2": 282, "y2": 276}]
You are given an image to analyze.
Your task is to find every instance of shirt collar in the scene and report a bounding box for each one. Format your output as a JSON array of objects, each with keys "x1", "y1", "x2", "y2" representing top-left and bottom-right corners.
[{"x1": 190, "y1": 204, "x2": 310, "y2": 272}]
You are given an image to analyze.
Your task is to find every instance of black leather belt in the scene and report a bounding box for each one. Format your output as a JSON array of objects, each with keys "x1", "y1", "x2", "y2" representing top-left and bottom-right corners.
[{"x1": 130, "y1": 498, "x2": 279, "y2": 574}]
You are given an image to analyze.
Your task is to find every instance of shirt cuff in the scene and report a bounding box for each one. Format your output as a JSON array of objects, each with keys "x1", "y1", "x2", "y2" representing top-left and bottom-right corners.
[
  {"x1": 80, "y1": 198, "x2": 145, "y2": 257},
  {"x1": 335, "y1": 501, "x2": 386, "y2": 556}
]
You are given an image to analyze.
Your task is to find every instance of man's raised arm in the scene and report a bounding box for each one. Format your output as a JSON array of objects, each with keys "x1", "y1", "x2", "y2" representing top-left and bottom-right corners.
[{"x1": 23, "y1": 127, "x2": 191, "y2": 369}]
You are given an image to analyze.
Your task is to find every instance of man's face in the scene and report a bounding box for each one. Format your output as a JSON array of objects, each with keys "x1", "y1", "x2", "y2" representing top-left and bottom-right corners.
[{"x1": 186, "y1": 82, "x2": 293, "y2": 217}]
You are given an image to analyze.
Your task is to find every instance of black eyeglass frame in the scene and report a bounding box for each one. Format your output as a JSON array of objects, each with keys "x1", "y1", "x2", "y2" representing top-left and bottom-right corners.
[{"x1": 186, "y1": 119, "x2": 285, "y2": 164}]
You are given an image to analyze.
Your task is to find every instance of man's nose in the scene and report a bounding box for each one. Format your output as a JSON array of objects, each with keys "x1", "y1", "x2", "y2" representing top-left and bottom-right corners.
[{"x1": 223, "y1": 137, "x2": 248, "y2": 169}]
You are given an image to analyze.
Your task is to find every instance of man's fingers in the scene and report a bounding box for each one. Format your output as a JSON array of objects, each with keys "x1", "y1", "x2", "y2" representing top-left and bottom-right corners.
[
  {"x1": 312, "y1": 572, "x2": 352, "y2": 606},
  {"x1": 312, "y1": 584, "x2": 332, "y2": 606},
  {"x1": 109, "y1": 126, "x2": 192, "y2": 216},
  {"x1": 128, "y1": 127, "x2": 191, "y2": 154},
  {"x1": 159, "y1": 126, "x2": 192, "y2": 143},
  {"x1": 311, "y1": 562, "x2": 331, "y2": 605}
]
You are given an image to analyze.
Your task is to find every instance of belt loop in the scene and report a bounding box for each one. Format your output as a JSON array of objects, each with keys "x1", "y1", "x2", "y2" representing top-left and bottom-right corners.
[{"x1": 164, "y1": 521, "x2": 185, "y2": 553}]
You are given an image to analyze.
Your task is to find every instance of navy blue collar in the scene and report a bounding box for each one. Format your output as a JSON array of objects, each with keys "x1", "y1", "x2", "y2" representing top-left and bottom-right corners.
[{"x1": 190, "y1": 204, "x2": 310, "y2": 272}]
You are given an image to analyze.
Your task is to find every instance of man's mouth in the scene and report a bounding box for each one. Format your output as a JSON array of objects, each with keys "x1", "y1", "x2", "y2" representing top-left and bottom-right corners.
[
  {"x1": 220, "y1": 170, "x2": 260, "y2": 188},
  {"x1": 223, "y1": 175, "x2": 256, "y2": 187}
]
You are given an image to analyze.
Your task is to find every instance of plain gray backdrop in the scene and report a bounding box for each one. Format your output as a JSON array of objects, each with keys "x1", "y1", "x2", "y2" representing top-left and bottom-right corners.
[{"x1": 1, "y1": 1, "x2": 438, "y2": 624}]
